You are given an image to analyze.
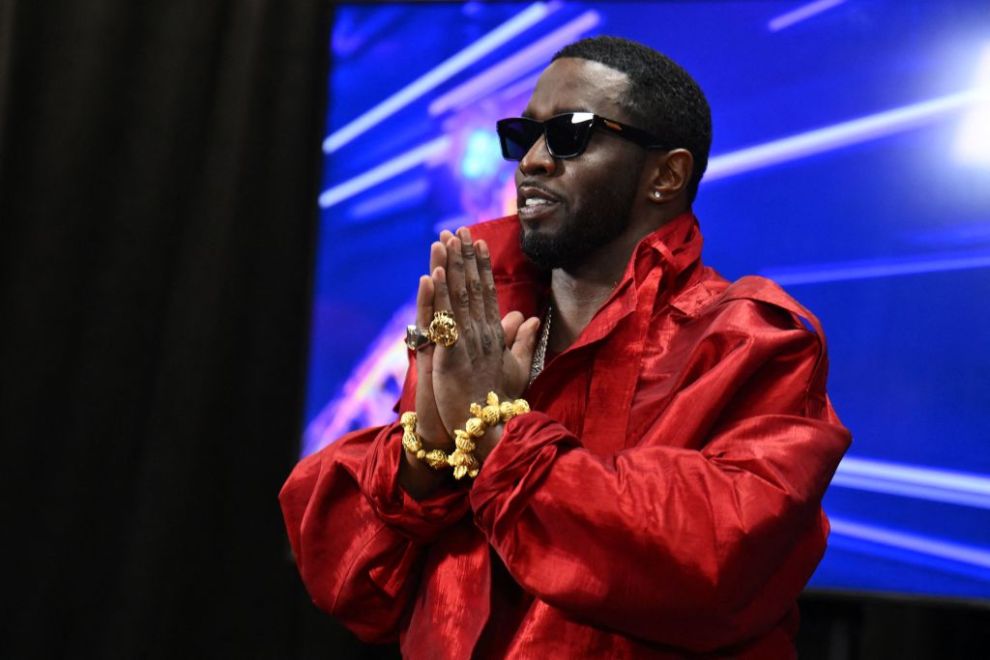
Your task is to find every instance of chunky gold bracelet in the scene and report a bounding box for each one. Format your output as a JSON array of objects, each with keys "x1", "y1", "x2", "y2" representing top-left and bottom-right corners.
[
  {"x1": 447, "y1": 392, "x2": 530, "y2": 480},
  {"x1": 399, "y1": 412, "x2": 449, "y2": 470}
]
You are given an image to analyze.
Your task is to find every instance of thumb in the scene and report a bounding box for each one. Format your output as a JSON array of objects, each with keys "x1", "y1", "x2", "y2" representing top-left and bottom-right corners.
[
  {"x1": 500, "y1": 310, "x2": 524, "y2": 348},
  {"x1": 510, "y1": 316, "x2": 542, "y2": 366}
]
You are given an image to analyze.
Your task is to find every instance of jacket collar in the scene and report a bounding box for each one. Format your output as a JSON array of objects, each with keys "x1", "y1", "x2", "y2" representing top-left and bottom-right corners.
[
  {"x1": 473, "y1": 211, "x2": 703, "y2": 356},
  {"x1": 568, "y1": 211, "x2": 701, "y2": 354},
  {"x1": 470, "y1": 210, "x2": 703, "y2": 320}
]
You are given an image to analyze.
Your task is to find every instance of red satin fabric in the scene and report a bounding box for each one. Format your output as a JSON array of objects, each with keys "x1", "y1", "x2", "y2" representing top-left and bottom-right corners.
[{"x1": 280, "y1": 212, "x2": 851, "y2": 658}]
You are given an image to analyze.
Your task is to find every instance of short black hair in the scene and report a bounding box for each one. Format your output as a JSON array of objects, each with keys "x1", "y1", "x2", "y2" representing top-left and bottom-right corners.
[{"x1": 553, "y1": 36, "x2": 712, "y2": 203}]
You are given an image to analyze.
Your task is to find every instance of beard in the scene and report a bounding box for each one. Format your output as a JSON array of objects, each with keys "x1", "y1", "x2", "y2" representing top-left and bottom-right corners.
[{"x1": 519, "y1": 179, "x2": 639, "y2": 271}]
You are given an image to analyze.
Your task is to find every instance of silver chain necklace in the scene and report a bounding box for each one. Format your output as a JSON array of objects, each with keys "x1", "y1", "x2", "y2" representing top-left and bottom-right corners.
[{"x1": 529, "y1": 305, "x2": 552, "y2": 384}]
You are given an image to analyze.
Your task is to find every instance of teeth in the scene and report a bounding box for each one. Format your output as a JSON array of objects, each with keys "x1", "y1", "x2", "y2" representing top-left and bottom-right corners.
[{"x1": 524, "y1": 198, "x2": 551, "y2": 207}]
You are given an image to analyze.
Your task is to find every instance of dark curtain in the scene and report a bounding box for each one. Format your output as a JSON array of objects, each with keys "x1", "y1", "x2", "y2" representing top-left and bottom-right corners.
[{"x1": 0, "y1": 1, "x2": 341, "y2": 657}]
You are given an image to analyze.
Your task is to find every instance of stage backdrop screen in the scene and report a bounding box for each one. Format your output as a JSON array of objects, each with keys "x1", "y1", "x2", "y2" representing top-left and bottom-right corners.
[{"x1": 304, "y1": 1, "x2": 990, "y2": 602}]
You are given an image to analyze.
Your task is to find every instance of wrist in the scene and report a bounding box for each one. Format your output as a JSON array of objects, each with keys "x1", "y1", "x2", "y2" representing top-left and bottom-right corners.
[
  {"x1": 399, "y1": 443, "x2": 448, "y2": 500},
  {"x1": 418, "y1": 429, "x2": 452, "y2": 452},
  {"x1": 451, "y1": 391, "x2": 527, "y2": 474},
  {"x1": 473, "y1": 423, "x2": 504, "y2": 463},
  {"x1": 398, "y1": 413, "x2": 453, "y2": 499}
]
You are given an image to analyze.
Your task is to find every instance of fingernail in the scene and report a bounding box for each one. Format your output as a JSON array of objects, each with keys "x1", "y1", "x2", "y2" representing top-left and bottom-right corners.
[{"x1": 477, "y1": 240, "x2": 488, "y2": 258}]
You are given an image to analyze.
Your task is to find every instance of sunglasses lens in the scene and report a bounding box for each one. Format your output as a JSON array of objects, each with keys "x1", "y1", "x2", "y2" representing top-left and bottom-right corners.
[
  {"x1": 495, "y1": 114, "x2": 596, "y2": 161},
  {"x1": 545, "y1": 113, "x2": 594, "y2": 158},
  {"x1": 497, "y1": 118, "x2": 543, "y2": 161}
]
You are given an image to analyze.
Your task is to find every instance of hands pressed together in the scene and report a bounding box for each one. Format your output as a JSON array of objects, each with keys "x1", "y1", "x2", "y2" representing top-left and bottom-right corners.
[{"x1": 400, "y1": 227, "x2": 542, "y2": 498}]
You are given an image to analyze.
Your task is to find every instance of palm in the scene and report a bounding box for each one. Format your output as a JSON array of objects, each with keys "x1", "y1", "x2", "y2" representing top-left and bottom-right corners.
[{"x1": 428, "y1": 229, "x2": 540, "y2": 435}]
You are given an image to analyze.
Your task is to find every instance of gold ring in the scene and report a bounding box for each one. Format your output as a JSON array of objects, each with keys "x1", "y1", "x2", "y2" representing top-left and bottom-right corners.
[
  {"x1": 428, "y1": 310, "x2": 459, "y2": 348},
  {"x1": 405, "y1": 325, "x2": 432, "y2": 351}
]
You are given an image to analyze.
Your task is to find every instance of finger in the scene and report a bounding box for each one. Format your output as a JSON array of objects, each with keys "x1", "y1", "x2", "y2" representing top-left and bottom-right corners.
[
  {"x1": 443, "y1": 237, "x2": 476, "y2": 355},
  {"x1": 416, "y1": 274, "x2": 435, "y2": 329},
  {"x1": 476, "y1": 240, "x2": 503, "y2": 334},
  {"x1": 415, "y1": 275, "x2": 436, "y2": 395},
  {"x1": 429, "y1": 241, "x2": 446, "y2": 281},
  {"x1": 456, "y1": 227, "x2": 485, "y2": 327},
  {"x1": 415, "y1": 275, "x2": 446, "y2": 444},
  {"x1": 431, "y1": 266, "x2": 462, "y2": 358},
  {"x1": 439, "y1": 229, "x2": 454, "y2": 243},
  {"x1": 432, "y1": 266, "x2": 453, "y2": 312},
  {"x1": 501, "y1": 311, "x2": 524, "y2": 348},
  {"x1": 510, "y1": 316, "x2": 542, "y2": 366},
  {"x1": 415, "y1": 274, "x2": 436, "y2": 397}
]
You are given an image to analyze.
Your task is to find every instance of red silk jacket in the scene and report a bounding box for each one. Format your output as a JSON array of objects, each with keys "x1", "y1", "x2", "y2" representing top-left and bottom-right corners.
[{"x1": 280, "y1": 212, "x2": 851, "y2": 658}]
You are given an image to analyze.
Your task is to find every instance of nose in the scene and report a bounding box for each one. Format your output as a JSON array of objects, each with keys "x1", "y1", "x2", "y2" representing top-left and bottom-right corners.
[{"x1": 518, "y1": 133, "x2": 556, "y2": 176}]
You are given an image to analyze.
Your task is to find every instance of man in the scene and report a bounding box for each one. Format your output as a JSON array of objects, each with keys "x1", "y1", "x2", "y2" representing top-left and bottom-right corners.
[{"x1": 280, "y1": 36, "x2": 850, "y2": 658}]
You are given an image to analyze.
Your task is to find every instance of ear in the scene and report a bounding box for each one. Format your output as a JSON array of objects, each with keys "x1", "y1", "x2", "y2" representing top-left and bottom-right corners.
[{"x1": 646, "y1": 148, "x2": 694, "y2": 203}]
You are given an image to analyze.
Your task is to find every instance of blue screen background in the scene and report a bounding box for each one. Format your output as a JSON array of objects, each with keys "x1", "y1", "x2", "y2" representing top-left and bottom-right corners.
[{"x1": 305, "y1": 1, "x2": 990, "y2": 601}]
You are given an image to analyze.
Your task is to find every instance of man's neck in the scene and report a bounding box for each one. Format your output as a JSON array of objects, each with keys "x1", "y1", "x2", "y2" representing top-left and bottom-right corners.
[
  {"x1": 546, "y1": 207, "x2": 689, "y2": 353},
  {"x1": 547, "y1": 224, "x2": 644, "y2": 353},
  {"x1": 548, "y1": 270, "x2": 615, "y2": 353}
]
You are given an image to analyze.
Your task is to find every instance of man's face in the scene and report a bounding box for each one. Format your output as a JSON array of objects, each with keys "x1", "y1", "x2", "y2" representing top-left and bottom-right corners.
[{"x1": 515, "y1": 58, "x2": 648, "y2": 271}]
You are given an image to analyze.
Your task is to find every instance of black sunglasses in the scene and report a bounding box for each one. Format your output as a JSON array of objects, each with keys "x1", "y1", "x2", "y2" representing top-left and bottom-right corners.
[{"x1": 496, "y1": 112, "x2": 667, "y2": 161}]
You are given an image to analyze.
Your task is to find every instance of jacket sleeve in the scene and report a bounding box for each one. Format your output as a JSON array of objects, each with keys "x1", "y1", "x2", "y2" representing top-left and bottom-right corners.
[
  {"x1": 280, "y1": 388, "x2": 470, "y2": 642},
  {"x1": 469, "y1": 301, "x2": 851, "y2": 653}
]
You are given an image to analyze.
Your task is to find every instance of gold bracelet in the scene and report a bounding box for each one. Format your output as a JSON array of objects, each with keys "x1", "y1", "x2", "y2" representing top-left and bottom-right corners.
[
  {"x1": 448, "y1": 392, "x2": 530, "y2": 480},
  {"x1": 399, "y1": 412, "x2": 449, "y2": 470}
]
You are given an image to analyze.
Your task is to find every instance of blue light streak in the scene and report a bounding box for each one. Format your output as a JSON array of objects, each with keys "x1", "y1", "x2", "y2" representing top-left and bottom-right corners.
[
  {"x1": 705, "y1": 90, "x2": 985, "y2": 182},
  {"x1": 829, "y1": 517, "x2": 990, "y2": 571},
  {"x1": 349, "y1": 178, "x2": 430, "y2": 221},
  {"x1": 428, "y1": 10, "x2": 601, "y2": 116},
  {"x1": 323, "y1": 2, "x2": 557, "y2": 154},
  {"x1": 761, "y1": 249, "x2": 990, "y2": 286},
  {"x1": 768, "y1": 0, "x2": 847, "y2": 33},
  {"x1": 830, "y1": 456, "x2": 990, "y2": 510},
  {"x1": 831, "y1": 474, "x2": 990, "y2": 511},
  {"x1": 838, "y1": 456, "x2": 990, "y2": 497},
  {"x1": 318, "y1": 137, "x2": 450, "y2": 209}
]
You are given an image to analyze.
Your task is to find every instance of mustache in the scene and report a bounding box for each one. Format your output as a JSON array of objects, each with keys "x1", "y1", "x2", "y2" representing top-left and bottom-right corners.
[{"x1": 517, "y1": 180, "x2": 563, "y2": 203}]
